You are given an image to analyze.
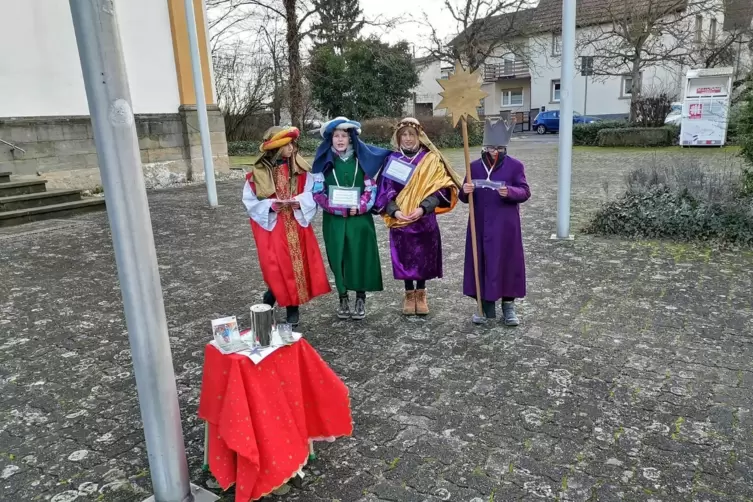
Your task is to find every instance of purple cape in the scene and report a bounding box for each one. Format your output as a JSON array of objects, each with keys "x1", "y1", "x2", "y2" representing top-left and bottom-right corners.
[{"x1": 460, "y1": 154, "x2": 529, "y2": 300}]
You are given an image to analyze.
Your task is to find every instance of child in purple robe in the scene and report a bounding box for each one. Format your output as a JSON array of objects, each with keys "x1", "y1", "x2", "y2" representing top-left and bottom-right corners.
[
  {"x1": 460, "y1": 116, "x2": 530, "y2": 326},
  {"x1": 375, "y1": 118, "x2": 462, "y2": 316}
]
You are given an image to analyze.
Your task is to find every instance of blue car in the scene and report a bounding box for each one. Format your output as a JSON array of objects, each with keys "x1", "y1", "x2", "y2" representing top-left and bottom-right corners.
[{"x1": 533, "y1": 110, "x2": 599, "y2": 134}]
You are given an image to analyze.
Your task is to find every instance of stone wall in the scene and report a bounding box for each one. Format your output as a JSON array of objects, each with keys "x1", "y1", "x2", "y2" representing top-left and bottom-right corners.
[{"x1": 0, "y1": 105, "x2": 229, "y2": 190}]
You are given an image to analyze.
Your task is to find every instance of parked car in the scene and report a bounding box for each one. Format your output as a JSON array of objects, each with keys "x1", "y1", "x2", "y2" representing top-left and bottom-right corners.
[
  {"x1": 664, "y1": 102, "x2": 682, "y2": 126},
  {"x1": 533, "y1": 110, "x2": 600, "y2": 134}
]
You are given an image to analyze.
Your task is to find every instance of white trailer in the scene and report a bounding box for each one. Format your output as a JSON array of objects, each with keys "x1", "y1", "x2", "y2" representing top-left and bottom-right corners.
[{"x1": 679, "y1": 67, "x2": 734, "y2": 147}]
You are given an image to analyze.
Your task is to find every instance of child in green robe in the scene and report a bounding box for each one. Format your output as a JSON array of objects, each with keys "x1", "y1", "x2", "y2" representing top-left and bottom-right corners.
[{"x1": 312, "y1": 117, "x2": 391, "y2": 320}]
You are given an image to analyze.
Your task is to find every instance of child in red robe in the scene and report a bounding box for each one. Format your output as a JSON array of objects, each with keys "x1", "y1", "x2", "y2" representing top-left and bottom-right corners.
[{"x1": 242, "y1": 126, "x2": 330, "y2": 325}]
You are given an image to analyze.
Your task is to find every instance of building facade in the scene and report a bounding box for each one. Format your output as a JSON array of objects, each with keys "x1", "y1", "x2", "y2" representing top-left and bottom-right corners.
[
  {"x1": 0, "y1": 0, "x2": 229, "y2": 190},
  {"x1": 410, "y1": 0, "x2": 751, "y2": 123},
  {"x1": 404, "y1": 57, "x2": 448, "y2": 118}
]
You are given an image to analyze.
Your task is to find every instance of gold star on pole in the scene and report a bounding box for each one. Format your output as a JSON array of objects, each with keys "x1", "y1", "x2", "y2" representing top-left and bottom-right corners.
[{"x1": 435, "y1": 61, "x2": 488, "y2": 127}]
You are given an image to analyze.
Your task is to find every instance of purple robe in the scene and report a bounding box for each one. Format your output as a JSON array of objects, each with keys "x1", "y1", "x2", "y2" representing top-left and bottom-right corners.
[
  {"x1": 375, "y1": 150, "x2": 452, "y2": 281},
  {"x1": 460, "y1": 154, "x2": 529, "y2": 300}
]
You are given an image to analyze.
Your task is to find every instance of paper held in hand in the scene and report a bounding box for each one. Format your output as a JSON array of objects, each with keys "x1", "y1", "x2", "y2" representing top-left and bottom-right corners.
[
  {"x1": 472, "y1": 180, "x2": 506, "y2": 190},
  {"x1": 328, "y1": 186, "x2": 361, "y2": 209},
  {"x1": 382, "y1": 157, "x2": 416, "y2": 185}
]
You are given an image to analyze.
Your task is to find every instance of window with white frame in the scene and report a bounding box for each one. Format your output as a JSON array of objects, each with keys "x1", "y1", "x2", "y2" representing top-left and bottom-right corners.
[
  {"x1": 551, "y1": 80, "x2": 561, "y2": 102},
  {"x1": 501, "y1": 88, "x2": 524, "y2": 107},
  {"x1": 621, "y1": 74, "x2": 641, "y2": 97},
  {"x1": 552, "y1": 33, "x2": 562, "y2": 55},
  {"x1": 710, "y1": 18, "x2": 717, "y2": 44}
]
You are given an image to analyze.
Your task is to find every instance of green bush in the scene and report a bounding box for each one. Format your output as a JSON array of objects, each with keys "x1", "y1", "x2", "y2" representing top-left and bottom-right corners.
[
  {"x1": 597, "y1": 126, "x2": 675, "y2": 147},
  {"x1": 228, "y1": 135, "x2": 322, "y2": 157},
  {"x1": 664, "y1": 124, "x2": 680, "y2": 145},
  {"x1": 360, "y1": 117, "x2": 398, "y2": 143},
  {"x1": 737, "y1": 82, "x2": 753, "y2": 167},
  {"x1": 726, "y1": 103, "x2": 744, "y2": 144},
  {"x1": 573, "y1": 121, "x2": 629, "y2": 146},
  {"x1": 227, "y1": 141, "x2": 258, "y2": 156},
  {"x1": 359, "y1": 116, "x2": 484, "y2": 149},
  {"x1": 228, "y1": 116, "x2": 485, "y2": 157},
  {"x1": 584, "y1": 160, "x2": 753, "y2": 246}
]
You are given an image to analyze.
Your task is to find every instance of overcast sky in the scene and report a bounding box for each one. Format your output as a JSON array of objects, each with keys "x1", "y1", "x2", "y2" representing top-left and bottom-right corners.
[{"x1": 361, "y1": 0, "x2": 459, "y2": 55}]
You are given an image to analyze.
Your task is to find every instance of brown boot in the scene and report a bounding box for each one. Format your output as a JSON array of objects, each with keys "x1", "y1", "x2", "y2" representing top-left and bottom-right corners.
[
  {"x1": 415, "y1": 289, "x2": 429, "y2": 315},
  {"x1": 402, "y1": 291, "x2": 416, "y2": 315}
]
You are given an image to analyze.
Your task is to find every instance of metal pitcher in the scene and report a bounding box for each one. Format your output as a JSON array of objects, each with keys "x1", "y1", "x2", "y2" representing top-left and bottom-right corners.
[{"x1": 250, "y1": 304, "x2": 275, "y2": 348}]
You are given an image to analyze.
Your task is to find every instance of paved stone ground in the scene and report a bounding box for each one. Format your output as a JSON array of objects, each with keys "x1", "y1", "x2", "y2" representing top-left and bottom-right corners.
[{"x1": 2, "y1": 144, "x2": 753, "y2": 502}]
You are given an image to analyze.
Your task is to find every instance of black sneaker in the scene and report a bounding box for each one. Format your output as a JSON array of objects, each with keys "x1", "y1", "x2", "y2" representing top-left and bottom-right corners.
[
  {"x1": 352, "y1": 298, "x2": 366, "y2": 320},
  {"x1": 286, "y1": 306, "x2": 300, "y2": 327},
  {"x1": 262, "y1": 290, "x2": 276, "y2": 307},
  {"x1": 337, "y1": 297, "x2": 351, "y2": 319}
]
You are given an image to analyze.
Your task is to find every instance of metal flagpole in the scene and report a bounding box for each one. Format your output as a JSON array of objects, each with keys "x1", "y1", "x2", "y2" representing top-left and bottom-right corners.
[
  {"x1": 583, "y1": 76, "x2": 589, "y2": 116},
  {"x1": 184, "y1": 0, "x2": 218, "y2": 208},
  {"x1": 554, "y1": 0, "x2": 576, "y2": 240},
  {"x1": 68, "y1": 2, "x2": 217, "y2": 501}
]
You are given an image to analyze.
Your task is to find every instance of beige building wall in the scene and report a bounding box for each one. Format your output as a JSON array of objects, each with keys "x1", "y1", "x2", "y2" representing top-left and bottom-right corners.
[{"x1": 482, "y1": 79, "x2": 532, "y2": 118}]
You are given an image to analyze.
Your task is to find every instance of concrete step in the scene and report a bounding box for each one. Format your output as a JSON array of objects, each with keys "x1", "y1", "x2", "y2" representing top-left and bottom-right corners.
[
  {"x1": 0, "y1": 190, "x2": 82, "y2": 212},
  {"x1": 0, "y1": 172, "x2": 10, "y2": 183},
  {"x1": 0, "y1": 198, "x2": 106, "y2": 227},
  {"x1": 0, "y1": 180, "x2": 47, "y2": 197}
]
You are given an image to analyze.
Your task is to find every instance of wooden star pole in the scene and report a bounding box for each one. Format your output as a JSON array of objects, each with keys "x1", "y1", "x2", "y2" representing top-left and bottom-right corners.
[{"x1": 435, "y1": 62, "x2": 488, "y2": 320}]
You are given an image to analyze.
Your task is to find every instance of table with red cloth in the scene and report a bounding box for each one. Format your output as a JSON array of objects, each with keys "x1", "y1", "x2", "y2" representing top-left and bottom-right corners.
[{"x1": 198, "y1": 338, "x2": 353, "y2": 502}]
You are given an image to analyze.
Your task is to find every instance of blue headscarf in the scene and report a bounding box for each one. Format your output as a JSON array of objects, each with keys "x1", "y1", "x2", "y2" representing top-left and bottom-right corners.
[{"x1": 312, "y1": 117, "x2": 392, "y2": 179}]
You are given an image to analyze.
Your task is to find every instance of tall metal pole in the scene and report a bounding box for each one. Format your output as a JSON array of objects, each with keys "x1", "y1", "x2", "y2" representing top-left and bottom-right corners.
[
  {"x1": 184, "y1": 0, "x2": 218, "y2": 207},
  {"x1": 583, "y1": 76, "x2": 589, "y2": 116},
  {"x1": 555, "y1": 0, "x2": 576, "y2": 239},
  {"x1": 68, "y1": 2, "x2": 217, "y2": 501}
]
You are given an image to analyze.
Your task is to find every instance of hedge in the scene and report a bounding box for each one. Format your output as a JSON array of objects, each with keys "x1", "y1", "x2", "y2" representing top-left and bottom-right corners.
[
  {"x1": 228, "y1": 136, "x2": 323, "y2": 157},
  {"x1": 360, "y1": 116, "x2": 484, "y2": 149},
  {"x1": 228, "y1": 116, "x2": 485, "y2": 156},
  {"x1": 572, "y1": 121, "x2": 630, "y2": 146},
  {"x1": 597, "y1": 126, "x2": 676, "y2": 147}
]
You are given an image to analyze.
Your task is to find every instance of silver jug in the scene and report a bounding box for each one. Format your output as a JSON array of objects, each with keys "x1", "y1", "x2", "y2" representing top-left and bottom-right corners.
[{"x1": 250, "y1": 304, "x2": 275, "y2": 348}]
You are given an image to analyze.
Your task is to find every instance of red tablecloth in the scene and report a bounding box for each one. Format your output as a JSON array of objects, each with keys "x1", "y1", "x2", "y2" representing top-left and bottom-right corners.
[{"x1": 198, "y1": 339, "x2": 353, "y2": 501}]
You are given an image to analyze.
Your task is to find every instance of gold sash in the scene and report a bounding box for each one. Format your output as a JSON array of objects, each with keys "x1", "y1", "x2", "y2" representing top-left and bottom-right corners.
[{"x1": 382, "y1": 151, "x2": 460, "y2": 229}]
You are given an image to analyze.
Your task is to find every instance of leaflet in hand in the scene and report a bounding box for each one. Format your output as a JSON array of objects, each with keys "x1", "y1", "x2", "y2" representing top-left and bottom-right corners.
[{"x1": 472, "y1": 180, "x2": 506, "y2": 190}]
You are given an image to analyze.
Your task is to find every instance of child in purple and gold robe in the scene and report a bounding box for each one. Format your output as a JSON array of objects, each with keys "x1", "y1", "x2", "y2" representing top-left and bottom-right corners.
[{"x1": 375, "y1": 117, "x2": 462, "y2": 316}]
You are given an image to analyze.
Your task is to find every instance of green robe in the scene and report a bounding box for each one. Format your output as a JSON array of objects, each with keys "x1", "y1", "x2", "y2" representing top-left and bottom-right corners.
[{"x1": 321, "y1": 156, "x2": 383, "y2": 296}]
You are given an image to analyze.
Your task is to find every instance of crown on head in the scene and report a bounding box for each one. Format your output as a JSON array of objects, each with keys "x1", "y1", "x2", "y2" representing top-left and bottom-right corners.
[
  {"x1": 483, "y1": 115, "x2": 516, "y2": 147},
  {"x1": 396, "y1": 117, "x2": 423, "y2": 133}
]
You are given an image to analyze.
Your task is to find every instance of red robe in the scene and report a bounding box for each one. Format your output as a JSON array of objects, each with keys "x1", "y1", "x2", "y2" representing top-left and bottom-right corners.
[{"x1": 245, "y1": 165, "x2": 330, "y2": 307}]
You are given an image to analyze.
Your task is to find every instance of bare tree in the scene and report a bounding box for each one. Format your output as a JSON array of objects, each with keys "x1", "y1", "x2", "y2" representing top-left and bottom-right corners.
[
  {"x1": 576, "y1": 0, "x2": 718, "y2": 121},
  {"x1": 208, "y1": 0, "x2": 403, "y2": 128},
  {"x1": 259, "y1": 17, "x2": 289, "y2": 126},
  {"x1": 423, "y1": 0, "x2": 539, "y2": 72},
  {"x1": 213, "y1": 38, "x2": 272, "y2": 141},
  {"x1": 206, "y1": 0, "x2": 319, "y2": 129},
  {"x1": 688, "y1": 3, "x2": 753, "y2": 72}
]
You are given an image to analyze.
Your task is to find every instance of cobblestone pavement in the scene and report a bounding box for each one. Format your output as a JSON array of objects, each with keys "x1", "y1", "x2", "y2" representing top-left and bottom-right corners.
[{"x1": 2, "y1": 145, "x2": 752, "y2": 502}]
